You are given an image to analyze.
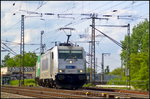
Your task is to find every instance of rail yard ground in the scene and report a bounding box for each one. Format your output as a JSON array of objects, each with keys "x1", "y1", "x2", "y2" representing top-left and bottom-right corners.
[
  {"x1": 1, "y1": 85, "x2": 149, "y2": 98},
  {"x1": 1, "y1": 92, "x2": 34, "y2": 98}
]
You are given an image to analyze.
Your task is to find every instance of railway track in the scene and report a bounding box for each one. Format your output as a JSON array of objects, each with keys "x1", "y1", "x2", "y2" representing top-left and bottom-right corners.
[
  {"x1": 1, "y1": 86, "x2": 101, "y2": 98},
  {"x1": 83, "y1": 87, "x2": 150, "y2": 99},
  {"x1": 1, "y1": 85, "x2": 149, "y2": 98},
  {"x1": 83, "y1": 87, "x2": 149, "y2": 95},
  {"x1": 82, "y1": 87, "x2": 149, "y2": 98}
]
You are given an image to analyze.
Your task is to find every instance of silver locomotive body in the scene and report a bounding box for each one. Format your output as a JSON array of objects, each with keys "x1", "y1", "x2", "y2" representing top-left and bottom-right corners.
[{"x1": 35, "y1": 44, "x2": 87, "y2": 89}]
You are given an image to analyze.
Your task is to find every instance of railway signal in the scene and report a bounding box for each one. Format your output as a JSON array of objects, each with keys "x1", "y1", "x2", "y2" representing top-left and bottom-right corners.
[{"x1": 101, "y1": 53, "x2": 110, "y2": 84}]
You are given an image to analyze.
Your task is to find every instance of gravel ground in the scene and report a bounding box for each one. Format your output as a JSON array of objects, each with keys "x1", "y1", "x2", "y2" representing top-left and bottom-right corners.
[{"x1": 1, "y1": 92, "x2": 34, "y2": 98}]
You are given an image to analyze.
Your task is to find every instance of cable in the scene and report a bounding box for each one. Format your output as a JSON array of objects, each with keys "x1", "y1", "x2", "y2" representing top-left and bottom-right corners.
[
  {"x1": 62, "y1": 1, "x2": 117, "y2": 41},
  {"x1": 2, "y1": 1, "x2": 147, "y2": 55},
  {"x1": 88, "y1": 1, "x2": 114, "y2": 13},
  {"x1": 1, "y1": 1, "x2": 16, "y2": 14},
  {"x1": 32, "y1": 47, "x2": 40, "y2": 53},
  {"x1": 122, "y1": 1, "x2": 148, "y2": 10},
  {"x1": 2, "y1": 43, "x2": 18, "y2": 55},
  {"x1": 2, "y1": 40, "x2": 20, "y2": 44},
  {"x1": 36, "y1": 1, "x2": 44, "y2": 10},
  {"x1": 61, "y1": 1, "x2": 125, "y2": 29},
  {"x1": 90, "y1": 25, "x2": 124, "y2": 49},
  {"x1": 2, "y1": 40, "x2": 40, "y2": 45},
  {"x1": 42, "y1": 1, "x2": 85, "y2": 47},
  {"x1": 30, "y1": 2, "x2": 78, "y2": 48},
  {"x1": 1, "y1": 47, "x2": 16, "y2": 56},
  {"x1": 60, "y1": 1, "x2": 77, "y2": 14},
  {"x1": 14, "y1": 2, "x2": 125, "y2": 47},
  {"x1": 2, "y1": 20, "x2": 21, "y2": 33}
]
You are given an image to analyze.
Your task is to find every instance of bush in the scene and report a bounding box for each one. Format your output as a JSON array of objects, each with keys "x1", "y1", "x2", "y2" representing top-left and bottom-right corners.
[
  {"x1": 107, "y1": 77, "x2": 126, "y2": 85},
  {"x1": 83, "y1": 83, "x2": 95, "y2": 87},
  {"x1": 10, "y1": 80, "x2": 19, "y2": 85},
  {"x1": 10, "y1": 79, "x2": 37, "y2": 86}
]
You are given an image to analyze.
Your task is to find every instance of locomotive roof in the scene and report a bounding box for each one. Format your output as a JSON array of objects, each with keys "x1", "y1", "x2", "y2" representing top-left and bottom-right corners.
[
  {"x1": 42, "y1": 44, "x2": 84, "y2": 55},
  {"x1": 57, "y1": 46, "x2": 83, "y2": 50}
]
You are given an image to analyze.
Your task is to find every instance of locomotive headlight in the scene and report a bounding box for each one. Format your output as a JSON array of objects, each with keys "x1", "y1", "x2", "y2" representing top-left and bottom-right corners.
[
  {"x1": 79, "y1": 70, "x2": 83, "y2": 73},
  {"x1": 59, "y1": 70, "x2": 62, "y2": 72},
  {"x1": 69, "y1": 60, "x2": 73, "y2": 64},
  {"x1": 59, "y1": 70, "x2": 65, "y2": 73}
]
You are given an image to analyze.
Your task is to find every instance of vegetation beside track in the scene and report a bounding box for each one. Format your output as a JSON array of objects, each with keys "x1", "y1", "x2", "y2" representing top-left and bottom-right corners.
[
  {"x1": 83, "y1": 83, "x2": 95, "y2": 87},
  {"x1": 9, "y1": 79, "x2": 37, "y2": 86},
  {"x1": 107, "y1": 20, "x2": 149, "y2": 91}
]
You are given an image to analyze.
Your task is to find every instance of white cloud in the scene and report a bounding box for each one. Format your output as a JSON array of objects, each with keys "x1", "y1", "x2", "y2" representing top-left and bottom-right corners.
[
  {"x1": 116, "y1": 9, "x2": 137, "y2": 15},
  {"x1": 1, "y1": 30, "x2": 18, "y2": 37},
  {"x1": 2, "y1": 13, "x2": 18, "y2": 29},
  {"x1": 13, "y1": 29, "x2": 40, "y2": 44},
  {"x1": 103, "y1": 9, "x2": 137, "y2": 16},
  {"x1": 1, "y1": 1, "x2": 14, "y2": 12}
]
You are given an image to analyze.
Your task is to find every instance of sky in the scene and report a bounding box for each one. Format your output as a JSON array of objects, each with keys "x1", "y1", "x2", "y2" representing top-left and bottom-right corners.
[{"x1": 1, "y1": 1, "x2": 149, "y2": 72}]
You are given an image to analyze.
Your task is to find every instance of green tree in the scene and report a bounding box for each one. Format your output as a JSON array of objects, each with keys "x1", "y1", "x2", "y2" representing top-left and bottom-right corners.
[
  {"x1": 120, "y1": 19, "x2": 149, "y2": 90},
  {"x1": 130, "y1": 52, "x2": 148, "y2": 90},
  {"x1": 24, "y1": 52, "x2": 37, "y2": 67},
  {"x1": 108, "y1": 67, "x2": 124, "y2": 76},
  {"x1": 107, "y1": 67, "x2": 125, "y2": 85},
  {"x1": 130, "y1": 19, "x2": 149, "y2": 53},
  {"x1": 5, "y1": 58, "x2": 16, "y2": 67},
  {"x1": 2, "y1": 52, "x2": 37, "y2": 67},
  {"x1": 1, "y1": 53, "x2": 11, "y2": 67},
  {"x1": 86, "y1": 67, "x2": 96, "y2": 73}
]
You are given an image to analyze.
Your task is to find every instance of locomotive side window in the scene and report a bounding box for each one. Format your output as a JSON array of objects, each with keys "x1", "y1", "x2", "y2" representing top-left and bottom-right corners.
[
  {"x1": 42, "y1": 58, "x2": 48, "y2": 70},
  {"x1": 52, "y1": 52, "x2": 54, "y2": 59},
  {"x1": 58, "y1": 50, "x2": 83, "y2": 59}
]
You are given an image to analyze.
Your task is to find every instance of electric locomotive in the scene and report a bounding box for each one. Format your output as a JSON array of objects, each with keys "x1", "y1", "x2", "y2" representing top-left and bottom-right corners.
[{"x1": 35, "y1": 42, "x2": 87, "y2": 89}]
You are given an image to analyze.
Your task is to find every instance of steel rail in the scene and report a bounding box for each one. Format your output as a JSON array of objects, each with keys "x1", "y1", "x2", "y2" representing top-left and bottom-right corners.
[
  {"x1": 2, "y1": 86, "x2": 149, "y2": 98},
  {"x1": 1, "y1": 86, "x2": 99, "y2": 98}
]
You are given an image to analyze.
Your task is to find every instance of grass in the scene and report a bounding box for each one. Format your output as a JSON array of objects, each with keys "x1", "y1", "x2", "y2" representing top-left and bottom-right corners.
[
  {"x1": 9, "y1": 79, "x2": 37, "y2": 86},
  {"x1": 83, "y1": 83, "x2": 95, "y2": 87}
]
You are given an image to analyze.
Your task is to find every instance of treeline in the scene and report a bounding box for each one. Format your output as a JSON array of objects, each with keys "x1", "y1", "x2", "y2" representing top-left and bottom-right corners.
[
  {"x1": 1, "y1": 52, "x2": 37, "y2": 67},
  {"x1": 108, "y1": 19, "x2": 149, "y2": 91}
]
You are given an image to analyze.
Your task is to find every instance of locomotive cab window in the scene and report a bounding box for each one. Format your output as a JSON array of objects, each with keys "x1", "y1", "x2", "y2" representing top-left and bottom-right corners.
[{"x1": 58, "y1": 50, "x2": 83, "y2": 59}]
